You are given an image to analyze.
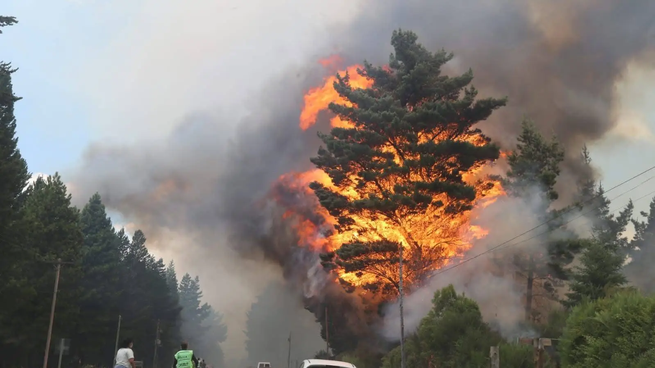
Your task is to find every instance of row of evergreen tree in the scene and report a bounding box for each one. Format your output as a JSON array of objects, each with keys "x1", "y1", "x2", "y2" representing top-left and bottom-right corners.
[{"x1": 0, "y1": 17, "x2": 226, "y2": 368}]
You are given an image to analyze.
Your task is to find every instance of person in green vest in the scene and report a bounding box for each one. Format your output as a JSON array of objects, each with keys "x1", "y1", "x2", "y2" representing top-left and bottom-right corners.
[{"x1": 173, "y1": 342, "x2": 199, "y2": 368}]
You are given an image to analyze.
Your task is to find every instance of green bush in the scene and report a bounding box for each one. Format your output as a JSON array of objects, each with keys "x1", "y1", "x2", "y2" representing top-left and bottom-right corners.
[
  {"x1": 499, "y1": 344, "x2": 534, "y2": 368},
  {"x1": 381, "y1": 285, "x2": 501, "y2": 368},
  {"x1": 338, "y1": 346, "x2": 382, "y2": 368},
  {"x1": 560, "y1": 290, "x2": 655, "y2": 367}
]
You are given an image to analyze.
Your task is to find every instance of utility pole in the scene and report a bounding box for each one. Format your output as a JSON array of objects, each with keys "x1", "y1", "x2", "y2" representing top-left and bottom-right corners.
[
  {"x1": 153, "y1": 319, "x2": 161, "y2": 368},
  {"x1": 57, "y1": 339, "x2": 65, "y2": 368},
  {"x1": 398, "y1": 244, "x2": 406, "y2": 368},
  {"x1": 324, "y1": 306, "x2": 329, "y2": 357},
  {"x1": 114, "y1": 315, "x2": 122, "y2": 365},
  {"x1": 287, "y1": 332, "x2": 291, "y2": 368},
  {"x1": 518, "y1": 337, "x2": 552, "y2": 368},
  {"x1": 533, "y1": 338, "x2": 551, "y2": 368},
  {"x1": 489, "y1": 346, "x2": 499, "y2": 368},
  {"x1": 43, "y1": 259, "x2": 73, "y2": 368},
  {"x1": 525, "y1": 256, "x2": 535, "y2": 321}
]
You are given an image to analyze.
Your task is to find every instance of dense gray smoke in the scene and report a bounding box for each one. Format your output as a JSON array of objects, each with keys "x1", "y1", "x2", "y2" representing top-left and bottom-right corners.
[
  {"x1": 331, "y1": 0, "x2": 655, "y2": 201},
  {"x1": 69, "y1": 0, "x2": 655, "y2": 360},
  {"x1": 243, "y1": 281, "x2": 325, "y2": 368}
]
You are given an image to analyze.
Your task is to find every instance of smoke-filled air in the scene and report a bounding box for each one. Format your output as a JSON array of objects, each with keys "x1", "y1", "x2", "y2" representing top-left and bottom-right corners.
[
  {"x1": 70, "y1": 0, "x2": 655, "y2": 363},
  {"x1": 3, "y1": 0, "x2": 655, "y2": 367}
]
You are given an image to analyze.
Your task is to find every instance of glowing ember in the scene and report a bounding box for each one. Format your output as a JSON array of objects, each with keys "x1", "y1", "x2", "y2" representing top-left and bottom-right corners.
[{"x1": 275, "y1": 59, "x2": 505, "y2": 290}]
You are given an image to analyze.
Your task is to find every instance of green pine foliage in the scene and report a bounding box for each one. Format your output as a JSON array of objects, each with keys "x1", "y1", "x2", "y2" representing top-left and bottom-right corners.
[
  {"x1": 0, "y1": 15, "x2": 31, "y2": 350},
  {"x1": 313, "y1": 29, "x2": 506, "y2": 295},
  {"x1": 625, "y1": 197, "x2": 655, "y2": 292},
  {"x1": 503, "y1": 119, "x2": 565, "y2": 205},
  {"x1": 7, "y1": 175, "x2": 84, "y2": 362},
  {"x1": 76, "y1": 193, "x2": 124, "y2": 363},
  {"x1": 179, "y1": 273, "x2": 211, "y2": 342},
  {"x1": 498, "y1": 120, "x2": 580, "y2": 320},
  {"x1": 562, "y1": 156, "x2": 634, "y2": 309},
  {"x1": 563, "y1": 240, "x2": 627, "y2": 309}
]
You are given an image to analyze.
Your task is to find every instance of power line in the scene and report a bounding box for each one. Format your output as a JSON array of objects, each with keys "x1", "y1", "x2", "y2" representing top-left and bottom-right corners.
[
  {"x1": 489, "y1": 175, "x2": 655, "y2": 254},
  {"x1": 431, "y1": 165, "x2": 655, "y2": 277},
  {"x1": 498, "y1": 184, "x2": 655, "y2": 255}
]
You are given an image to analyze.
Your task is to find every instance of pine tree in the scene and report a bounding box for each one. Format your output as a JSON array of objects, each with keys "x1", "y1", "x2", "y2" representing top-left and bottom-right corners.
[
  {"x1": 147, "y1": 257, "x2": 183, "y2": 368},
  {"x1": 0, "y1": 14, "x2": 28, "y2": 245},
  {"x1": 0, "y1": 16, "x2": 31, "y2": 347},
  {"x1": 499, "y1": 119, "x2": 576, "y2": 321},
  {"x1": 120, "y1": 230, "x2": 156, "y2": 359},
  {"x1": 562, "y1": 155, "x2": 633, "y2": 308},
  {"x1": 0, "y1": 16, "x2": 18, "y2": 31},
  {"x1": 179, "y1": 274, "x2": 211, "y2": 349},
  {"x1": 15, "y1": 174, "x2": 83, "y2": 361},
  {"x1": 166, "y1": 260, "x2": 180, "y2": 294},
  {"x1": 117, "y1": 230, "x2": 183, "y2": 368},
  {"x1": 502, "y1": 119, "x2": 564, "y2": 205},
  {"x1": 199, "y1": 307, "x2": 228, "y2": 367},
  {"x1": 563, "y1": 240, "x2": 627, "y2": 308},
  {"x1": 575, "y1": 148, "x2": 634, "y2": 253},
  {"x1": 116, "y1": 227, "x2": 131, "y2": 258},
  {"x1": 127, "y1": 229, "x2": 151, "y2": 264},
  {"x1": 590, "y1": 187, "x2": 634, "y2": 253},
  {"x1": 312, "y1": 29, "x2": 506, "y2": 294},
  {"x1": 164, "y1": 260, "x2": 183, "y2": 361},
  {"x1": 76, "y1": 193, "x2": 124, "y2": 364},
  {"x1": 574, "y1": 145, "x2": 596, "y2": 206},
  {"x1": 624, "y1": 197, "x2": 655, "y2": 292}
]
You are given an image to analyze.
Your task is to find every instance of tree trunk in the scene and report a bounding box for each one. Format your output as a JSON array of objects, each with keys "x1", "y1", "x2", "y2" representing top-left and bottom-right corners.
[{"x1": 525, "y1": 256, "x2": 535, "y2": 321}]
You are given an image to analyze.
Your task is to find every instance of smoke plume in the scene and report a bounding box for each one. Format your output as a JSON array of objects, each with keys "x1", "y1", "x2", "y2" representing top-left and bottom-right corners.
[{"x1": 69, "y1": 0, "x2": 655, "y2": 360}]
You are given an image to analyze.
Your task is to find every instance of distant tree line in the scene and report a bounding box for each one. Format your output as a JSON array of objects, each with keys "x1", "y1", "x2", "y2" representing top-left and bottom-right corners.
[{"x1": 0, "y1": 17, "x2": 226, "y2": 368}]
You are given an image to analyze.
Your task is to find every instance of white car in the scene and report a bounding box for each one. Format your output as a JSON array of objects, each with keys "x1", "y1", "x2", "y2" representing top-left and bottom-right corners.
[
  {"x1": 257, "y1": 362, "x2": 272, "y2": 368},
  {"x1": 298, "y1": 359, "x2": 356, "y2": 368}
]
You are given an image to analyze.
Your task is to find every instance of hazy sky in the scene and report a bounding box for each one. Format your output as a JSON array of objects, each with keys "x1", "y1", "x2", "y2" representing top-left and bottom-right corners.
[
  {"x1": 3, "y1": 0, "x2": 655, "y2": 361},
  {"x1": 5, "y1": 0, "x2": 653, "y2": 218}
]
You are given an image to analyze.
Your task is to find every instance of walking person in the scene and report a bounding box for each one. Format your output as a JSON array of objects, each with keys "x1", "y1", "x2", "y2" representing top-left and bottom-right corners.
[
  {"x1": 173, "y1": 342, "x2": 199, "y2": 368},
  {"x1": 115, "y1": 338, "x2": 136, "y2": 368}
]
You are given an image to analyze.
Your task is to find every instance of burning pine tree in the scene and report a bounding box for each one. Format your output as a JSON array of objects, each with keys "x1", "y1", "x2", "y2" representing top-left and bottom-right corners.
[{"x1": 297, "y1": 30, "x2": 507, "y2": 297}]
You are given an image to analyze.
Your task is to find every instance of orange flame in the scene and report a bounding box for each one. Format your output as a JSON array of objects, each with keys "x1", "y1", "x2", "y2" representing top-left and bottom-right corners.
[
  {"x1": 276, "y1": 61, "x2": 505, "y2": 291},
  {"x1": 318, "y1": 55, "x2": 344, "y2": 70},
  {"x1": 299, "y1": 63, "x2": 374, "y2": 130}
]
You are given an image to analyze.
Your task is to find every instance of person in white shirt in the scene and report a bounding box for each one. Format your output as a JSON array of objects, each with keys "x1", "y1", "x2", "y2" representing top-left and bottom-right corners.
[{"x1": 115, "y1": 338, "x2": 136, "y2": 368}]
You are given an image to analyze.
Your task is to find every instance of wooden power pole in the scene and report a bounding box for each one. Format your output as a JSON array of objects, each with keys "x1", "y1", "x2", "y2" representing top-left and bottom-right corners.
[
  {"x1": 533, "y1": 338, "x2": 551, "y2": 368},
  {"x1": 113, "y1": 315, "x2": 122, "y2": 367},
  {"x1": 324, "y1": 306, "x2": 329, "y2": 356},
  {"x1": 43, "y1": 259, "x2": 73, "y2": 368},
  {"x1": 518, "y1": 337, "x2": 551, "y2": 368},
  {"x1": 489, "y1": 346, "x2": 499, "y2": 368},
  {"x1": 153, "y1": 319, "x2": 161, "y2": 368},
  {"x1": 287, "y1": 332, "x2": 291, "y2": 368}
]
